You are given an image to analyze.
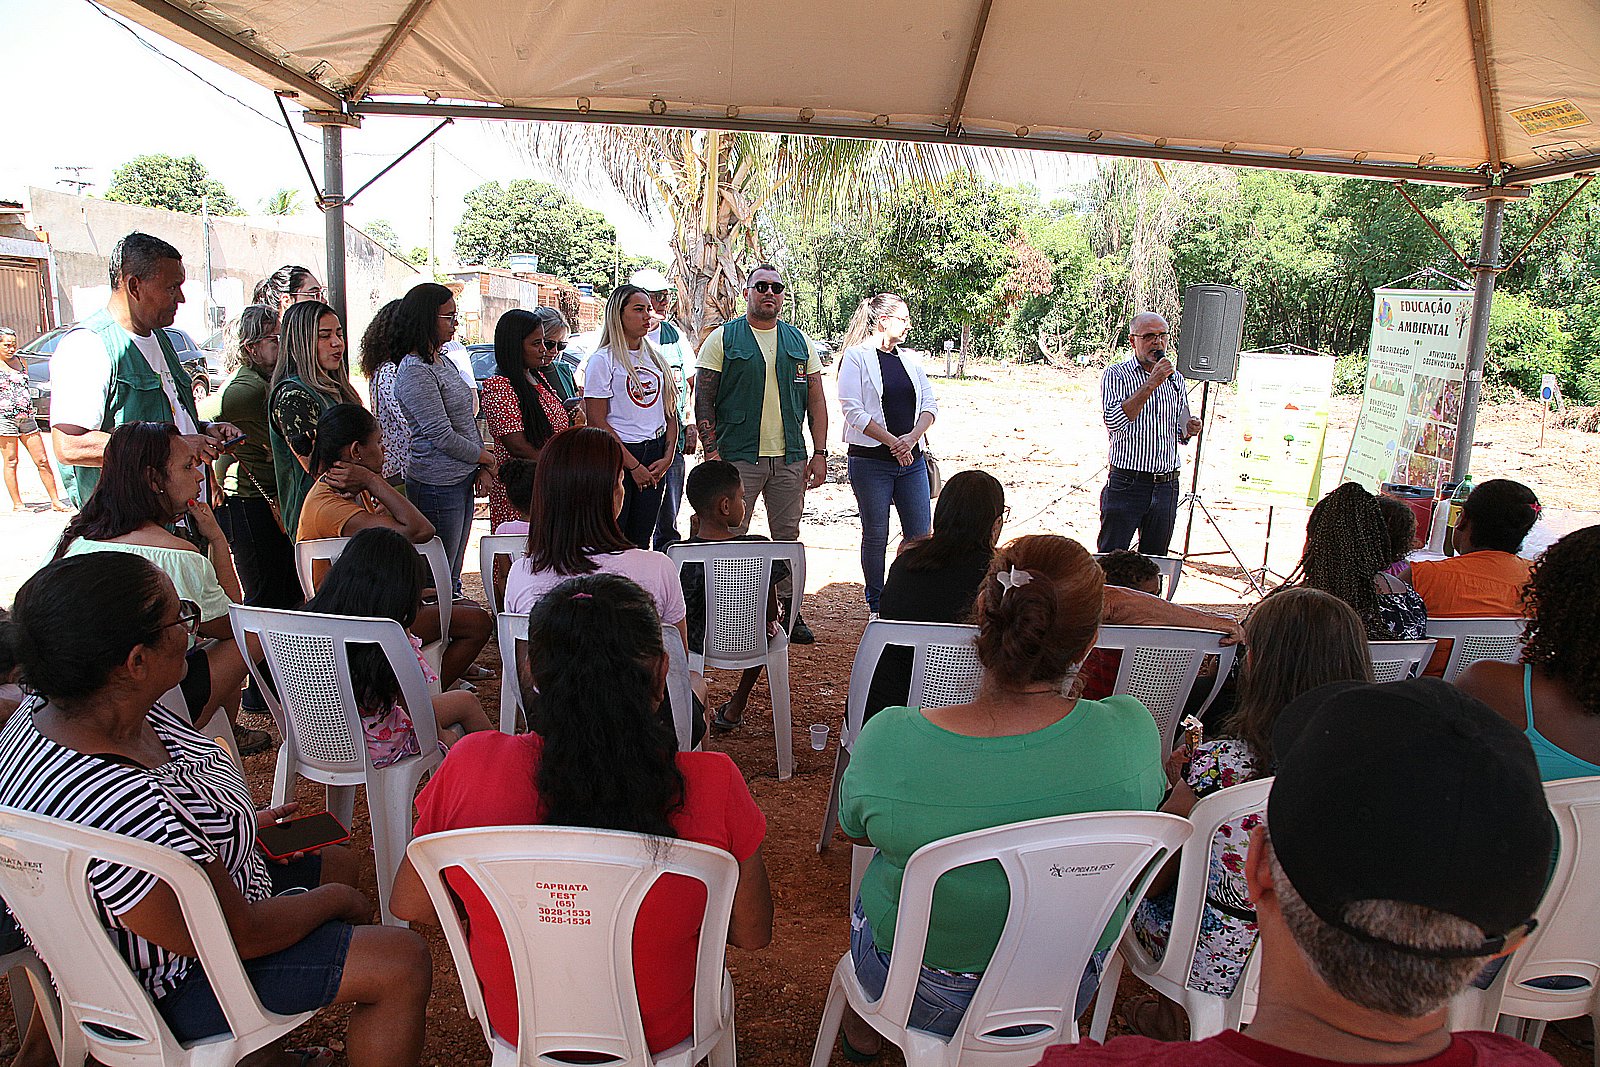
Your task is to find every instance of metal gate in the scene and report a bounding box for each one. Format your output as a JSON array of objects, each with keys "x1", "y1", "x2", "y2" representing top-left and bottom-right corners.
[{"x1": 0, "y1": 258, "x2": 52, "y2": 345}]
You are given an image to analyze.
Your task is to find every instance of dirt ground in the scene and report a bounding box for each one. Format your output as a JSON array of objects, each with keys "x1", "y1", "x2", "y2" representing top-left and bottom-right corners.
[{"x1": 3, "y1": 361, "x2": 1597, "y2": 1064}]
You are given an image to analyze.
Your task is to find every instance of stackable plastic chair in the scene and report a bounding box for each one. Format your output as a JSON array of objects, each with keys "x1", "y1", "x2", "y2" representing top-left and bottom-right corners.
[
  {"x1": 1089, "y1": 777, "x2": 1274, "y2": 1042},
  {"x1": 1424, "y1": 617, "x2": 1525, "y2": 682},
  {"x1": 1367, "y1": 639, "x2": 1438, "y2": 683},
  {"x1": 231, "y1": 604, "x2": 443, "y2": 925},
  {"x1": 478, "y1": 532, "x2": 527, "y2": 617},
  {"x1": 1093, "y1": 553, "x2": 1184, "y2": 601},
  {"x1": 1448, "y1": 775, "x2": 1600, "y2": 1057},
  {"x1": 0, "y1": 945, "x2": 62, "y2": 1066},
  {"x1": 295, "y1": 534, "x2": 453, "y2": 684},
  {"x1": 406, "y1": 825, "x2": 741, "y2": 1067},
  {"x1": 1092, "y1": 626, "x2": 1238, "y2": 750},
  {"x1": 156, "y1": 682, "x2": 244, "y2": 770},
  {"x1": 0, "y1": 806, "x2": 318, "y2": 1067},
  {"x1": 666, "y1": 540, "x2": 807, "y2": 780},
  {"x1": 497, "y1": 612, "x2": 695, "y2": 750},
  {"x1": 810, "y1": 811, "x2": 1192, "y2": 1067},
  {"x1": 817, "y1": 621, "x2": 982, "y2": 855}
]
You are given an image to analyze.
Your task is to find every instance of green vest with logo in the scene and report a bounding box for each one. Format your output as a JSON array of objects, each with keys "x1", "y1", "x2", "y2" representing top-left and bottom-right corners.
[
  {"x1": 714, "y1": 317, "x2": 810, "y2": 464},
  {"x1": 61, "y1": 309, "x2": 200, "y2": 506}
]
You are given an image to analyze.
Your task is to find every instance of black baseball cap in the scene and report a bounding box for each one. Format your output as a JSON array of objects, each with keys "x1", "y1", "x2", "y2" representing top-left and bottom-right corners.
[{"x1": 1268, "y1": 678, "x2": 1554, "y2": 959}]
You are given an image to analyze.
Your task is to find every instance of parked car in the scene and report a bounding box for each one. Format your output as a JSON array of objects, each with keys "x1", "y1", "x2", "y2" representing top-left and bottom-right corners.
[{"x1": 18, "y1": 323, "x2": 214, "y2": 426}]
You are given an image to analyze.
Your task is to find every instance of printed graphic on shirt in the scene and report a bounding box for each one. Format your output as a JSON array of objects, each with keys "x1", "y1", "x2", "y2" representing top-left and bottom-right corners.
[{"x1": 627, "y1": 371, "x2": 661, "y2": 408}]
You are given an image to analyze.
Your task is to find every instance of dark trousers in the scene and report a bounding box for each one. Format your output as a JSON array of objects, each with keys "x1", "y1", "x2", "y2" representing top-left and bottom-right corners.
[
  {"x1": 652, "y1": 450, "x2": 687, "y2": 550},
  {"x1": 215, "y1": 496, "x2": 303, "y2": 608},
  {"x1": 620, "y1": 436, "x2": 669, "y2": 549},
  {"x1": 1097, "y1": 468, "x2": 1180, "y2": 557}
]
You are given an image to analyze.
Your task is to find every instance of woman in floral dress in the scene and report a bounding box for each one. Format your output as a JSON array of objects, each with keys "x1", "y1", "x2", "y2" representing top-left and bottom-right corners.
[
  {"x1": 1125, "y1": 588, "x2": 1373, "y2": 1036},
  {"x1": 480, "y1": 307, "x2": 580, "y2": 530}
]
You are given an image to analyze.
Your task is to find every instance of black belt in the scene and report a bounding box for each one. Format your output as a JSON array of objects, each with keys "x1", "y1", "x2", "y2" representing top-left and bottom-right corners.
[{"x1": 1112, "y1": 466, "x2": 1181, "y2": 484}]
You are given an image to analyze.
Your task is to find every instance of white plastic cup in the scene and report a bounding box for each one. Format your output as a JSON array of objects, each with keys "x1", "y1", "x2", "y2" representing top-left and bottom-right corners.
[{"x1": 809, "y1": 723, "x2": 830, "y2": 751}]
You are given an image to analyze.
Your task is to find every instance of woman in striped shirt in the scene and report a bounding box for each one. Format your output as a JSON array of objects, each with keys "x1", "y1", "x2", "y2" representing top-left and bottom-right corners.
[{"x1": 0, "y1": 551, "x2": 431, "y2": 1066}]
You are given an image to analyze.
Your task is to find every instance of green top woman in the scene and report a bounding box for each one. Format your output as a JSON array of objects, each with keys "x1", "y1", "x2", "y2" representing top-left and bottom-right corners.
[{"x1": 268, "y1": 300, "x2": 361, "y2": 540}]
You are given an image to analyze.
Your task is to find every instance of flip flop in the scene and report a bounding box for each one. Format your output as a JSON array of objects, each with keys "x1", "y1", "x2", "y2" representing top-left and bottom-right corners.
[{"x1": 709, "y1": 701, "x2": 744, "y2": 732}]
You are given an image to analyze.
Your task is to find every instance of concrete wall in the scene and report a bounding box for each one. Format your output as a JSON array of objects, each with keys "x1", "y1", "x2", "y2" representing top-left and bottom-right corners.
[
  {"x1": 25, "y1": 186, "x2": 422, "y2": 347},
  {"x1": 448, "y1": 267, "x2": 603, "y2": 344}
]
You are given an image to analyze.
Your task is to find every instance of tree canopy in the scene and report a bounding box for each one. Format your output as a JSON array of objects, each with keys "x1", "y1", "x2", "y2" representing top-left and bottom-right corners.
[{"x1": 105, "y1": 154, "x2": 242, "y2": 216}]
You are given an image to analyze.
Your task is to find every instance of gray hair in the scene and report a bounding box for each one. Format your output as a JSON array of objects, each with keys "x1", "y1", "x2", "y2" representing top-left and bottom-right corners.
[
  {"x1": 0, "y1": 327, "x2": 16, "y2": 340},
  {"x1": 1265, "y1": 833, "x2": 1490, "y2": 1018},
  {"x1": 530, "y1": 306, "x2": 567, "y2": 336},
  {"x1": 228, "y1": 304, "x2": 280, "y2": 372}
]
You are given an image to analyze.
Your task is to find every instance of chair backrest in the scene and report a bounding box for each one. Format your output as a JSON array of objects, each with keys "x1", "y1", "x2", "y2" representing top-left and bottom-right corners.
[
  {"x1": 1367, "y1": 639, "x2": 1438, "y2": 683},
  {"x1": 884, "y1": 811, "x2": 1191, "y2": 1056},
  {"x1": 1149, "y1": 777, "x2": 1273, "y2": 995},
  {"x1": 665, "y1": 541, "x2": 807, "y2": 668},
  {"x1": 1092, "y1": 626, "x2": 1239, "y2": 750},
  {"x1": 497, "y1": 612, "x2": 695, "y2": 752},
  {"x1": 0, "y1": 806, "x2": 314, "y2": 1065},
  {"x1": 1424, "y1": 617, "x2": 1525, "y2": 682},
  {"x1": 294, "y1": 535, "x2": 453, "y2": 643},
  {"x1": 1094, "y1": 553, "x2": 1184, "y2": 601},
  {"x1": 842, "y1": 621, "x2": 983, "y2": 751},
  {"x1": 230, "y1": 604, "x2": 442, "y2": 778},
  {"x1": 478, "y1": 532, "x2": 527, "y2": 617},
  {"x1": 406, "y1": 825, "x2": 739, "y2": 1063}
]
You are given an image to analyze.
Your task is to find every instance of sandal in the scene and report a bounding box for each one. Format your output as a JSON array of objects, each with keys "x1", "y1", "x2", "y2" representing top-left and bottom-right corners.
[
  {"x1": 286, "y1": 1047, "x2": 335, "y2": 1067},
  {"x1": 709, "y1": 701, "x2": 744, "y2": 733},
  {"x1": 233, "y1": 726, "x2": 275, "y2": 757}
]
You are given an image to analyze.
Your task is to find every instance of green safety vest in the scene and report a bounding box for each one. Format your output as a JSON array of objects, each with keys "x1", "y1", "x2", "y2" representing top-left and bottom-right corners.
[
  {"x1": 61, "y1": 309, "x2": 201, "y2": 506},
  {"x1": 714, "y1": 317, "x2": 811, "y2": 464}
]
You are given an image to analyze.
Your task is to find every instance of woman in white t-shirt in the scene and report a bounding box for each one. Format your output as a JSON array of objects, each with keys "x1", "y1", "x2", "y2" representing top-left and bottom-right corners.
[{"x1": 582, "y1": 285, "x2": 679, "y2": 548}]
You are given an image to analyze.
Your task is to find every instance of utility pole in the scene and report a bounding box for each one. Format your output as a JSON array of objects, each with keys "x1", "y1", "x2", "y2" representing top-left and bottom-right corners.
[
  {"x1": 427, "y1": 140, "x2": 437, "y2": 275},
  {"x1": 201, "y1": 194, "x2": 215, "y2": 331},
  {"x1": 55, "y1": 165, "x2": 93, "y2": 194}
]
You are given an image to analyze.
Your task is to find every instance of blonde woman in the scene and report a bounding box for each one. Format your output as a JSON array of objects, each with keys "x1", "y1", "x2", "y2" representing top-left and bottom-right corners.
[
  {"x1": 837, "y1": 293, "x2": 937, "y2": 615},
  {"x1": 268, "y1": 300, "x2": 362, "y2": 540},
  {"x1": 583, "y1": 284, "x2": 680, "y2": 548}
]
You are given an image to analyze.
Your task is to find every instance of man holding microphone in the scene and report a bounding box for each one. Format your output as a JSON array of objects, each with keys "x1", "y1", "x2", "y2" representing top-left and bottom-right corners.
[{"x1": 1097, "y1": 311, "x2": 1202, "y2": 556}]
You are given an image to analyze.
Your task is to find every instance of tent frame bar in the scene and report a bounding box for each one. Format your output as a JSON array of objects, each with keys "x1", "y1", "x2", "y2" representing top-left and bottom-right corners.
[
  {"x1": 945, "y1": 0, "x2": 995, "y2": 135},
  {"x1": 1392, "y1": 183, "x2": 1473, "y2": 271},
  {"x1": 1463, "y1": 0, "x2": 1505, "y2": 175},
  {"x1": 349, "y1": 100, "x2": 1501, "y2": 186},
  {"x1": 351, "y1": 0, "x2": 437, "y2": 103}
]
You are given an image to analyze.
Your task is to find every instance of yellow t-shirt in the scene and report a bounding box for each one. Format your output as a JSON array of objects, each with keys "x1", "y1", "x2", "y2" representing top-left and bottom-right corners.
[{"x1": 696, "y1": 322, "x2": 822, "y2": 458}]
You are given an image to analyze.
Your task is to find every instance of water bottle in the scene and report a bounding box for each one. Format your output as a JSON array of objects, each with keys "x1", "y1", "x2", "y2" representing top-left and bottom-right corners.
[{"x1": 1444, "y1": 475, "x2": 1473, "y2": 556}]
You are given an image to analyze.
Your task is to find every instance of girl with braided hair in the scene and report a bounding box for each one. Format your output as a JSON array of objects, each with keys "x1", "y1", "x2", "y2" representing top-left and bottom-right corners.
[{"x1": 1282, "y1": 482, "x2": 1427, "y2": 641}]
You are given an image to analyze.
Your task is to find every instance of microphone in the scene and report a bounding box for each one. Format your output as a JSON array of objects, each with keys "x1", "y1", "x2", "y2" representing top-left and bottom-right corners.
[{"x1": 1154, "y1": 349, "x2": 1181, "y2": 392}]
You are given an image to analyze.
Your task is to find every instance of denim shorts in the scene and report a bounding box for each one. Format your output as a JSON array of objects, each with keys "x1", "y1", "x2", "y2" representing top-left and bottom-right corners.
[{"x1": 849, "y1": 898, "x2": 1106, "y2": 1040}]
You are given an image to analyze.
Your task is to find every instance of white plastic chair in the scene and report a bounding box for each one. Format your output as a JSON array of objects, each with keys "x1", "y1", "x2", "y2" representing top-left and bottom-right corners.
[
  {"x1": 0, "y1": 806, "x2": 318, "y2": 1067},
  {"x1": 478, "y1": 532, "x2": 526, "y2": 617},
  {"x1": 1367, "y1": 639, "x2": 1438, "y2": 683},
  {"x1": 1424, "y1": 617, "x2": 1525, "y2": 682},
  {"x1": 1, "y1": 945, "x2": 63, "y2": 1066},
  {"x1": 817, "y1": 621, "x2": 983, "y2": 854},
  {"x1": 810, "y1": 811, "x2": 1193, "y2": 1067},
  {"x1": 1448, "y1": 775, "x2": 1600, "y2": 1058},
  {"x1": 1088, "y1": 777, "x2": 1274, "y2": 1042},
  {"x1": 1094, "y1": 553, "x2": 1184, "y2": 601},
  {"x1": 295, "y1": 535, "x2": 453, "y2": 684},
  {"x1": 157, "y1": 682, "x2": 244, "y2": 771},
  {"x1": 406, "y1": 825, "x2": 740, "y2": 1067},
  {"x1": 230, "y1": 604, "x2": 443, "y2": 926},
  {"x1": 1091, "y1": 626, "x2": 1238, "y2": 750},
  {"x1": 496, "y1": 612, "x2": 695, "y2": 750},
  {"x1": 666, "y1": 540, "x2": 807, "y2": 780}
]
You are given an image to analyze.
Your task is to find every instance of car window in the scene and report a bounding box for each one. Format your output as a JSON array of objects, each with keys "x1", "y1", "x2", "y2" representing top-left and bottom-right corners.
[
  {"x1": 163, "y1": 328, "x2": 198, "y2": 354},
  {"x1": 468, "y1": 346, "x2": 497, "y2": 381}
]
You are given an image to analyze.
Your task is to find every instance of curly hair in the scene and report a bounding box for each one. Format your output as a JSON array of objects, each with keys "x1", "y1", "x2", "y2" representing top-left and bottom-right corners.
[
  {"x1": 1287, "y1": 482, "x2": 1395, "y2": 640},
  {"x1": 1520, "y1": 525, "x2": 1600, "y2": 716}
]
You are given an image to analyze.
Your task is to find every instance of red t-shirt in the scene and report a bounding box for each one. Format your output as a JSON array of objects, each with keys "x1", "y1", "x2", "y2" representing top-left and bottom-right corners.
[
  {"x1": 1033, "y1": 1030, "x2": 1558, "y2": 1066},
  {"x1": 411, "y1": 731, "x2": 766, "y2": 1053}
]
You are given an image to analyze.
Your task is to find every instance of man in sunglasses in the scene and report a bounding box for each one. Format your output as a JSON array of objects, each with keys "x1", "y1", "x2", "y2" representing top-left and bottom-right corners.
[{"x1": 695, "y1": 263, "x2": 827, "y2": 643}]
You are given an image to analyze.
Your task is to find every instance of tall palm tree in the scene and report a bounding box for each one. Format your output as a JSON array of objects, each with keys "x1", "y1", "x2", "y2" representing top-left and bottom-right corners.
[
  {"x1": 508, "y1": 126, "x2": 1039, "y2": 339},
  {"x1": 261, "y1": 188, "x2": 302, "y2": 216}
]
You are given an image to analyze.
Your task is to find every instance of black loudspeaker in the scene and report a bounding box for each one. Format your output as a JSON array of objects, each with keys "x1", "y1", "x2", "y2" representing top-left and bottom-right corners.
[{"x1": 1176, "y1": 284, "x2": 1245, "y2": 382}]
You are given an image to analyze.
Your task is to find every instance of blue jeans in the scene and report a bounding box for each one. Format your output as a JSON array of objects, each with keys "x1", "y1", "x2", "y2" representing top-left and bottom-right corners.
[
  {"x1": 849, "y1": 454, "x2": 933, "y2": 612},
  {"x1": 653, "y1": 449, "x2": 688, "y2": 550},
  {"x1": 849, "y1": 899, "x2": 1105, "y2": 1040},
  {"x1": 620, "y1": 436, "x2": 669, "y2": 549},
  {"x1": 406, "y1": 472, "x2": 476, "y2": 598},
  {"x1": 1097, "y1": 468, "x2": 1180, "y2": 557}
]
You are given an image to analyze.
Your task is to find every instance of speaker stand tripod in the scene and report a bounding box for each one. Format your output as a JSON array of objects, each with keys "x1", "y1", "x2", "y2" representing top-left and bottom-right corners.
[{"x1": 1179, "y1": 379, "x2": 1266, "y2": 598}]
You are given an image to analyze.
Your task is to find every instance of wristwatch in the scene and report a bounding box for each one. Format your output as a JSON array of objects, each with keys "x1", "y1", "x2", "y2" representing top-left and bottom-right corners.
[{"x1": 814, "y1": 449, "x2": 828, "y2": 458}]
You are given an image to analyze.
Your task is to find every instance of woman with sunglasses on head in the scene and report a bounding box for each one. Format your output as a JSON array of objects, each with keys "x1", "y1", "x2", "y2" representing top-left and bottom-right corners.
[
  {"x1": 252, "y1": 264, "x2": 325, "y2": 313},
  {"x1": 52, "y1": 421, "x2": 271, "y2": 755},
  {"x1": 481, "y1": 307, "x2": 580, "y2": 530},
  {"x1": 270, "y1": 300, "x2": 363, "y2": 542}
]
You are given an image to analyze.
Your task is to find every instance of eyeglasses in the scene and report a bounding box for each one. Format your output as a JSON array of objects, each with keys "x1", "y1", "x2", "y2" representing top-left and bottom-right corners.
[
  {"x1": 157, "y1": 599, "x2": 202, "y2": 639},
  {"x1": 538, "y1": 339, "x2": 568, "y2": 352},
  {"x1": 884, "y1": 313, "x2": 911, "y2": 324},
  {"x1": 438, "y1": 313, "x2": 460, "y2": 324},
  {"x1": 251, "y1": 334, "x2": 281, "y2": 346},
  {"x1": 1133, "y1": 331, "x2": 1170, "y2": 342},
  {"x1": 292, "y1": 288, "x2": 327, "y2": 301},
  {"x1": 749, "y1": 281, "x2": 786, "y2": 295}
]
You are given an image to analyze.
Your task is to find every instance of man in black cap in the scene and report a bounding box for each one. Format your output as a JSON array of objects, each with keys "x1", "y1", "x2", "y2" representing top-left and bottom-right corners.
[{"x1": 1036, "y1": 678, "x2": 1559, "y2": 1066}]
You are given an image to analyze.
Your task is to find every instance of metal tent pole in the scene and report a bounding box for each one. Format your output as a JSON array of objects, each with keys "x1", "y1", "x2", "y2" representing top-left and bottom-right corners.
[
  {"x1": 1452, "y1": 186, "x2": 1525, "y2": 483},
  {"x1": 322, "y1": 123, "x2": 348, "y2": 325}
]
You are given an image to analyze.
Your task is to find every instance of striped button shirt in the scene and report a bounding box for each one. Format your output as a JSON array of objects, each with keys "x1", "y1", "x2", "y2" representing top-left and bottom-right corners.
[
  {"x1": 1101, "y1": 357, "x2": 1194, "y2": 474},
  {"x1": 0, "y1": 699, "x2": 271, "y2": 999}
]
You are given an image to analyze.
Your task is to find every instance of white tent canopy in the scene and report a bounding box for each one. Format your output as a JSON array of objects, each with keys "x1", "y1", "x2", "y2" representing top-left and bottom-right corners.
[{"x1": 106, "y1": 0, "x2": 1600, "y2": 185}]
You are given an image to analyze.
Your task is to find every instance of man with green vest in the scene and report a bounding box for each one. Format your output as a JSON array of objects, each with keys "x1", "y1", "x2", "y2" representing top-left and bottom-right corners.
[
  {"x1": 50, "y1": 231, "x2": 240, "y2": 506},
  {"x1": 632, "y1": 267, "x2": 699, "y2": 549},
  {"x1": 695, "y1": 263, "x2": 827, "y2": 644}
]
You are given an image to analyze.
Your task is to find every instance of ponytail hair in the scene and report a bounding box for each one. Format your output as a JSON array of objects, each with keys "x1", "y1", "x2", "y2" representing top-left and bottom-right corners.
[
  {"x1": 840, "y1": 292, "x2": 908, "y2": 350},
  {"x1": 974, "y1": 534, "x2": 1104, "y2": 688},
  {"x1": 307, "y1": 403, "x2": 380, "y2": 477},
  {"x1": 524, "y1": 573, "x2": 684, "y2": 836}
]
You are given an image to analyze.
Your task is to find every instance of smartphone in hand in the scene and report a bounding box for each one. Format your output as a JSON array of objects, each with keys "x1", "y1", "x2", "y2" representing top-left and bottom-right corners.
[{"x1": 256, "y1": 812, "x2": 350, "y2": 861}]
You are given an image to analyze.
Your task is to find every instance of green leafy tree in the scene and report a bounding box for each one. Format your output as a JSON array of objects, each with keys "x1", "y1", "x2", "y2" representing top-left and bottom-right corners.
[
  {"x1": 454, "y1": 180, "x2": 632, "y2": 294},
  {"x1": 363, "y1": 219, "x2": 400, "y2": 251},
  {"x1": 261, "y1": 188, "x2": 302, "y2": 216},
  {"x1": 407, "y1": 246, "x2": 430, "y2": 266},
  {"x1": 105, "y1": 154, "x2": 241, "y2": 215}
]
